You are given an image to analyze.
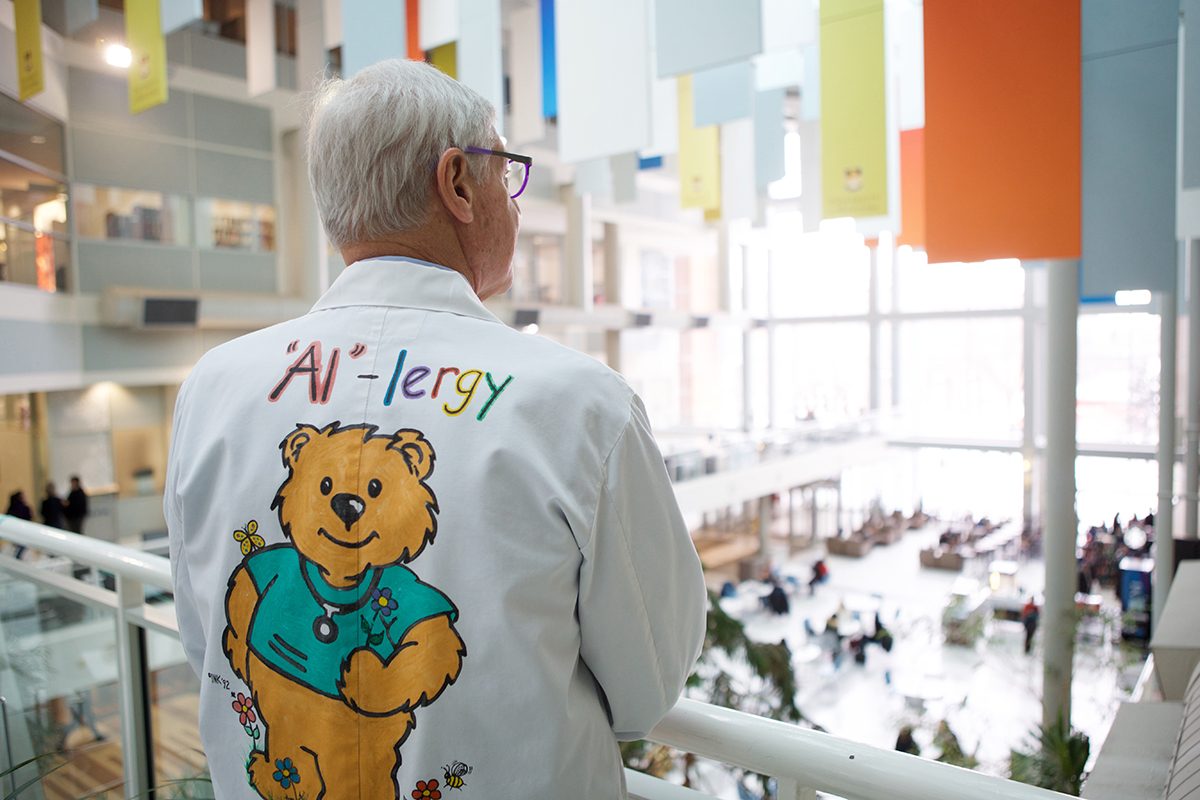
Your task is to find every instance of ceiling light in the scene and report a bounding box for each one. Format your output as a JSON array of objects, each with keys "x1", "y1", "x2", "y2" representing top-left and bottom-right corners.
[
  {"x1": 105, "y1": 44, "x2": 132, "y2": 69},
  {"x1": 30, "y1": 135, "x2": 45, "y2": 145}
]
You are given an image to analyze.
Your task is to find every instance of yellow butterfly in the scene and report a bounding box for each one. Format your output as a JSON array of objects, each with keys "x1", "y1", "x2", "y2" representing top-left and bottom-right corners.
[{"x1": 233, "y1": 520, "x2": 265, "y2": 556}]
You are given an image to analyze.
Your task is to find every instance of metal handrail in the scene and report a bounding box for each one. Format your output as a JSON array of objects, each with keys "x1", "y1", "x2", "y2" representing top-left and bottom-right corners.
[{"x1": 0, "y1": 515, "x2": 1078, "y2": 800}]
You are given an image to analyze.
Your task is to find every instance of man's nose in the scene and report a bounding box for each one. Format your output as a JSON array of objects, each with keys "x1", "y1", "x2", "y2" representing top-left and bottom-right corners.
[{"x1": 331, "y1": 493, "x2": 365, "y2": 531}]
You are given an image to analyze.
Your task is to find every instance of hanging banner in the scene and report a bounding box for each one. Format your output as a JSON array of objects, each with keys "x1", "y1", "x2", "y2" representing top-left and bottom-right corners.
[
  {"x1": 126, "y1": 0, "x2": 169, "y2": 114},
  {"x1": 819, "y1": 0, "x2": 888, "y2": 220},
  {"x1": 556, "y1": 0, "x2": 651, "y2": 163},
  {"x1": 14, "y1": 0, "x2": 44, "y2": 101},
  {"x1": 897, "y1": 128, "x2": 925, "y2": 247},
  {"x1": 693, "y1": 61, "x2": 754, "y2": 127},
  {"x1": 1180, "y1": 0, "x2": 1200, "y2": 238},
  {"x1": 1082, "y1": 0, "x2": 1178, "y2": 296},
  {"x1": 540, "y1": 0, "x2": 557, "y2": 118},
  {"x1": 460, "y1": 0, "x2": 504, "y2": 134},
  {"x1": 656, "y1": 0, "x2": 762, "y2": 78},
  {"x1": 407, "y1": 0, "x2": 423, "y2": 60},
  {"x1": 428, "y1": 42, "x2": 457, "y2": 79},
  {"x1": 753, "y1": 88, "x2": 785, "y2": 191},
  {"x1": 721, "y1": 118, "x2": 756, "y2": 222},
  {"x1": 246, "y1": 0, "x2": 276, "y2": 96},
  {"x1": 677, "y1": 75, "x2": 721, "y2": 211},
  {"x1": 419, "y1": 0, "x2": 458, "y2": 51},
  {"x1": 342, "y1": 1, "x2": 405, "y2": 78},
  {"x1": 924, "y1": 0, "x2": 1080, "y2": 262},
  {"x1": 508, "y1": 5, "x2": 544, "y2": 145}
]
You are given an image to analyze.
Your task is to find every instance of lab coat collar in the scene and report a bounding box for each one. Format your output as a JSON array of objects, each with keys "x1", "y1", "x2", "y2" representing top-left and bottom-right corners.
[{"x1": 310, "y1": 257, "x2": 504, "y2": 325}]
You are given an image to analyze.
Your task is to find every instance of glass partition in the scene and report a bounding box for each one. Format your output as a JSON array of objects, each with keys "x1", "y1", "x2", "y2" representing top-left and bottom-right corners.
[
  {"x1": 0, "y1": 570, "x2": 125, "y2": 799},
  {"x1": 74, "y1": 184, "x2": 191, "y2": 245},
  {"x1": 145, "y1": 627, "x2": 211, "y2": 798},
  {"x1": 195, "y1": 198, "x2": 276, "y2": 252}
]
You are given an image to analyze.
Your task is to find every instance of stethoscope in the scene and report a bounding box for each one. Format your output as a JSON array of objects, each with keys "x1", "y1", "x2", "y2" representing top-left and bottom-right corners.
[{"x1": 299, "y1": 558, "x2": 383, "y2": 644}]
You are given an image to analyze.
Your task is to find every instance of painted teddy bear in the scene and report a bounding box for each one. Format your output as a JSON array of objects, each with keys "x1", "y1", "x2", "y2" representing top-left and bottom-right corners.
[{"x1": 223, "y1": 421, "x2": 466, "y2": 800}]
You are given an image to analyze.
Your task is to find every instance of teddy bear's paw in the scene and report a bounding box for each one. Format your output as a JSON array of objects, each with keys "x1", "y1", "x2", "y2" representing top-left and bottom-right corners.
[{"x1": 246, "y1": 750, "x2": 273, "y2": 794}]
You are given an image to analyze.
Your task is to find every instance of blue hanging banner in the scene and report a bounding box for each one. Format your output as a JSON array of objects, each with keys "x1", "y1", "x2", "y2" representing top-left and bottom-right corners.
[
  {"x1": 638, "y1": 155, "x2": 664, "y2": 170},
  {"x1": 540, "y1": 0, "x2": 558, "y2": 119}
]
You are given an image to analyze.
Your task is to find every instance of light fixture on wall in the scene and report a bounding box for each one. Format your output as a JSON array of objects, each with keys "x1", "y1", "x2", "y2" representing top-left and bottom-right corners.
[
  {"x1": 104, "y1": 43, "x2": 133, "y2": 69},
  {"x1": 1114, "y1": 290, "x2": 1152, "y2": 307}
]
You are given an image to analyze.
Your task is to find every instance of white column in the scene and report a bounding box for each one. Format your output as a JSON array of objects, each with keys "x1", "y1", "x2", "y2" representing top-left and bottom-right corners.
[
  {"x1": 766, "y1": 249, "x2": 778, "y2": 429},
  {"x1": 564, "y1": 191, "x2": 594, "y2": 312},
  {"x1": 1023, "y1": 264, "x2": 1038, "y2": 531},
  {"x1": 868, "y1": 246, "x2": 881, "y2": 412},
  {"x1": 1186, "y1": 239, "x2": 1200, "y2": 539},
  {"x1": 1155, "y1": 285, "x2": 1178, "y2": 633},
  {"x1": 1043, "y1": 259, "x2": 1078, "y2": 730}
]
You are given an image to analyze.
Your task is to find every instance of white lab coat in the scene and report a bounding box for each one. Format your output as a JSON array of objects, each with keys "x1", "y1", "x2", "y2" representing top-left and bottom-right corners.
[{"x1": 165, "y1": 257, "x2": 707, "y2": 800}]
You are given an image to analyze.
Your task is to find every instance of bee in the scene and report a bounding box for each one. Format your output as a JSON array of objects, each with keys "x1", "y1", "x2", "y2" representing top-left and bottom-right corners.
[
  {"x1": 442, "y1": 761, "x2": 471, "y2": 790},
  {"x1": 232, "y1": 519, "x2": 265, "y2": 556}
]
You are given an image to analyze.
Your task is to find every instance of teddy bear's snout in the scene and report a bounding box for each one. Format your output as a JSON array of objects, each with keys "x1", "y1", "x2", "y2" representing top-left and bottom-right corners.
[{"x1": 330, "y1": 492, "x2": 366, "y2": 531}]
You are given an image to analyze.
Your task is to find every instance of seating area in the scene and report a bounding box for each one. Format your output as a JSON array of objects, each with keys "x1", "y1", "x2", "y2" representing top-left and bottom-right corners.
[
  {"x1": 919, "y1": 517, "x2": 1021, "y2": 572},
  {"x1": 826, "y1": 509, "x2": 932, "y2": 558}
]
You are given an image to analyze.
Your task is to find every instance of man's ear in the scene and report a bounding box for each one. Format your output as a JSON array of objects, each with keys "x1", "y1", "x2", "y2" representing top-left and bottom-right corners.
[
  {"x1": 280, "y1": 424, "x2": 322, "y2": 468},
  {"x1": 434, "y1": 148, "x2": 476, "y2": 225},
  {"x1": 388, "y1": 429, "x2": 436, "y2": 480}
]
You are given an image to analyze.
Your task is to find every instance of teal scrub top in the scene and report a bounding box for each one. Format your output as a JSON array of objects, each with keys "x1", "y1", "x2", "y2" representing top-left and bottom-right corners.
[{"x1": 244, "y1": 545, "x2": 456, "y2": 698}]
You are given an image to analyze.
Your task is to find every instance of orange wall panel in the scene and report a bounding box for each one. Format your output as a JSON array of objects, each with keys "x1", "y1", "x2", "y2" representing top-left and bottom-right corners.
[{"x1": 924, "y1": 2, "x2": 1080, "y2": 263}]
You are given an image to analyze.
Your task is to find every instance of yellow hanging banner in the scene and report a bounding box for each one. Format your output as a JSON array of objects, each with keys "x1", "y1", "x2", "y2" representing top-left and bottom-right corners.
[
  {"x1": 677, "y1": 75, "x2": 721, "y2": 212},
  {"x1": 14, "y1": 0, "x2": 44, "y2": 101},
  {"x1": 428, "y1": 42, "x2": 458, "y2": 79},
  {"x1": 820, "y1": 0, "x2": 888, "y2": 219},
  {"x1": 126, "y1": 0, "x2": 169, "y2": 114}
]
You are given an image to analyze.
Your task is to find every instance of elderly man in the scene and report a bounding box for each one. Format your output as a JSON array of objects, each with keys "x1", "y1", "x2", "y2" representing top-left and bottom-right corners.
[{"x1": 166, "y1": 59, "x2": 706, "y2": 799}]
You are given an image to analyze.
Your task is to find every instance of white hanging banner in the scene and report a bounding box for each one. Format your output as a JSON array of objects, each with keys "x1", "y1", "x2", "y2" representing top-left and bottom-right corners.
[
  {"x1": 459, "y1": 0, "x2": 504, "y2": 134},
  {"x1": 754, "y1": 48, "x2": 803, "y2": 91},
  {"x1": 693, "y1": 61, "x2": 755, "y2": 127},
  {"x1": 342, "y1": 1, "x2": 405, "y2": 78},
  {"x1": 573, "y1": 157, "x2": 613, "y2": 198},
  {"x1": 721, "y1": 118, "x2": 756, "y2": 222},
  {"x1": 1181, "y1": 0, "x2": 1200, "y2": 237},
  {"x1": 246, "y1": 0, "x2": 276, "y2": 96},
  {"x1": 754, "y1": 88, "x2": 785, "y2": 190},
  {"x1": 644, "y1": 77, "x2": 679, "y2": 157},
  {"x1": 420, "y1": 0, "x2": 458, "y2": 51},
  {"x1": 556, "y1": 0, "x2": 651, "y2": 163},
  {"x1": 761, "y1": 0, "x2": 815, "y2": 53},
  {"x1": 160, "y1": 0, "x2": 201, "y2": 35},
  {"x1": 890, "y1": 0, "x2": 925, "y2": 131},
  {"x1": 296, "y1": 0, "x2": 327, "y2": 91},
  {"x1": 323, "y1": 0, "x2": 341, "y2": 50},
  {"x1": 508, "y1": 4, "x2": 544, "y2": 146},
  {"x1": 612, "y1": 152, "x2": 639, "y2": 204},
  {"x1": 655, "y1": 0, "x2": 763, "y2": 78}
]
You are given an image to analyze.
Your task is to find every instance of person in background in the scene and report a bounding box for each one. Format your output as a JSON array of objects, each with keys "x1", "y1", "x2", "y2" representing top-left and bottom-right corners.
[
  {"x1": 6, "y1": 490, "x2": 32, "y2": 558},
  {"x1": 41, "y1": 483, "x2": 66, "y2": 530},
  {"x1": 1021, "y1": 596, "x2": 1040, "y2": 655},
  {"x1": 895, "y1": 725, "x2": 921, "y2": 756},
  {"x1": 64, "y1": 476, "x2": 88, "y2": 534}
]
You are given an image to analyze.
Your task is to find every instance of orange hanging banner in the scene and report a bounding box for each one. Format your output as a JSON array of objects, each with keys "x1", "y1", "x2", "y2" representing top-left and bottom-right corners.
[
  {"x1": 924, "y1": 1, "x2": 1080, "y2": 263},
  {"x1": 407, "y1": 0, "x2": 424, "y2": 60},
  {"x1": 897, "y1": 128, "x2": 925, "y2": 248}
]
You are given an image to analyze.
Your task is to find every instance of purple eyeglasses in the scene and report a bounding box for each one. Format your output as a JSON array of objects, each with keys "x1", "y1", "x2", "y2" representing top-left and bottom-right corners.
[{"x1": 464, "y1": 146, "x2": 534, "y2": 199}]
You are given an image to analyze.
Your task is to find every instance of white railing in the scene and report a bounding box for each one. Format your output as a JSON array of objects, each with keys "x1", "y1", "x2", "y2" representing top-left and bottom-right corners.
[{"x1": 0, "y1": 515, "x2": 1079, "y2": 800}]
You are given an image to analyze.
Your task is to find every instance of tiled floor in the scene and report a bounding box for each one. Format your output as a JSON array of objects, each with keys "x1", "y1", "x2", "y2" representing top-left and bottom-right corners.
[{"x1": 690, "y1": 521, "x2": 1148, "y2": 797}]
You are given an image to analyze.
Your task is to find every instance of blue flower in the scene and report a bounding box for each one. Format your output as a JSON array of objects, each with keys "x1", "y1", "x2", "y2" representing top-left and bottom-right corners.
[
  {"x1": 371, "y1": 587, "x2": 399, "y2": 616},
  {"x1": 273, "y1": 758, "x2": 300, "y2": 789}
]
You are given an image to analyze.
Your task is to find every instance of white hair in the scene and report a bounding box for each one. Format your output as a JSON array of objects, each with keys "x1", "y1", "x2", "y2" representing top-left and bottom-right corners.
[{"x1": 305, "y1": 59, "x2": 496, "y2": 248}]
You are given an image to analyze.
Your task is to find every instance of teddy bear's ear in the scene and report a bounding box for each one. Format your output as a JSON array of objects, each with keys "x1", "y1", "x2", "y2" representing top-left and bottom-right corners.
[
  {"x1": 388, "y1": 429, "x2": 435, "y2": 479},
  {"x1": 279, "y1": 423, "x2": 322, "y2": 468}
]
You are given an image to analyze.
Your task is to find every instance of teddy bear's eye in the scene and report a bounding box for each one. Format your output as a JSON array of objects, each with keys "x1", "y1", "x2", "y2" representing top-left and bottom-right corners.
[
  {"x1": 368, "y1": 479, "x2": 382, "y2": 498},
  {"x1": 320, "y1": 476, "x2": 332, "y2": 495}
]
